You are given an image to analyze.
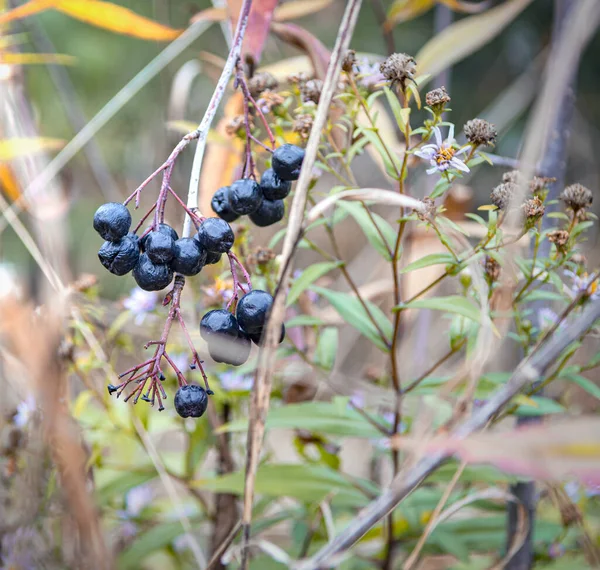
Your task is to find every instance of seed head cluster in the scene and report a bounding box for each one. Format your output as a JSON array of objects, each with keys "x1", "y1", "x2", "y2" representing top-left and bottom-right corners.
[
  {"x1": 425, "y1": 86, "x2": 450, "y2": 112},
  {"x1": 248, "y1": 71, "x2": 278, "y2": 98},
  {"x1": 560, "y1": 183, "x2": 593, "y2": 212},
  {"x1": 379, "y1": 52, "x2": 416, "y2": 91},
  {"x1": 301, "y1": 79, "x2": 324, "y2": 104},
  {"x1": 293, "y1": 114, "x2": 314, "y2": 139},
  {"x1": 463, "y1": 118, "x2": 497, "y2": 147},
  {"x1": 490, "y1": 182, "x2": 517, "y2": 210},
  {"x1": 341, "y1": 49, "x2": 357, "y2": 73}
]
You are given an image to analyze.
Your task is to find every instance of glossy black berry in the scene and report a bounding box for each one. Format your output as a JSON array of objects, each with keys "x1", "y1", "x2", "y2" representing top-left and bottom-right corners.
[
  {"x1": 211, "y1": 186, "x2": 240, "y2": 222},
  {"x1": 272, "y1": 144, "x2": 305, "y2": 181},
  {"x1": 140, "y1": 223, "x2": 178, "y2": 251},
  {"x1": 93, "y1": 202, "x2": 131, "y2": 241},
  {"x1": 229, "y1": 178, "x2": 263, "y2": 215},
  {"x1": 171, "y1": 238, "x2": 207, "y2": 276},
  {"x1": 249, "y1": 199, "x2": 285, "y2": 227},
  {"x1": 200, "y1": 309, "x2": 239, "y2": 341},
  {"x1": 236, "y1": 290, "x2": 274, "y2": 335},
  {"x1": 195, "y1": 218, "x2": 234, "y2": 253},
  {"x1": 144, "y1": 231, "x2": 175, "y2": 264},
  {"x1": 98, "y1": 234, "x2": 139, "y2": 276},
  {"x1": 133, "y1": 253, "x2": 174, "y2": 291},
  {"x1": 260, "y1": 169, "x2": 291, "y2": 200},
  {"x1": 209, "y1": 329, "x2": 251, "y2": 366},
  {"x1": 174, "y1": 384, "x2": 208, "y2": 418},
  {"x1": 205, "y1": 250, "x2": 222, "y2": 265},
  {"x1": 248, "y1": 324, "x2": 286, "y2": 346}
]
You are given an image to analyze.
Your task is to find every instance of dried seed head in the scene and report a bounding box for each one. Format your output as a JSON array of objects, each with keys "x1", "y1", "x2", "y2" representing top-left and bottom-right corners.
[
  {"x1": 530, "y1": 176, "x2": 556, "y2": 194},
  {"x1": 484, "y1": 256, "x2": 501, "y2": 282},
  {"x1": 502, "y1": 170, "x2": 523, "y2": 184},
  {"x1": 548, "y1": 230, "x2": 569, "y2": 249},
  {"x1": 379, "y1": 53, "x2": 416, "y2": 91},
  {"x1": 288, "y1": 72, "x2": 309, "y2": 86},
  {"x1": 416, "y1": 196, "x2": 436, "y2": 220},
  {"x1": 225, "y1": 114, "x2": 251, "y2": 136},
  {"x1": 301, "y1": 79, "x2": 324, "y2": 104},
  {"x1": 425, "y1": 86, "x2": 451, "y2": 111},
  {"x1": 248, "y1": 72, "x2": 278, "y2": 98},
  {"x1": 464, "y1": 118, "x2": 497, "y2": 147},
  {"x1": 522, "y1": 196, "x2": 545, "y2": 223},
  {"x1": 256, "y1": 90, "x2": 285, "y2": 114},
  {"x1": 341, "y1": 49, "x2": 357, "y2": 73},
  {"x1": 490, "y1": 182, "x2": 517, "y2": 210},
  {"x1": 293, "y1": 113, "x2": 314, "y2": 140},
  {"x1": 560, "y1": 183, "x2": 593, "y2": 212}
]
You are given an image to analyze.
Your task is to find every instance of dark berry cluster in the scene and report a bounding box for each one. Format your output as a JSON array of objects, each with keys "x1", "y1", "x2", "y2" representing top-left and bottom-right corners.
[
  {"x1": 94, "y1": 204, "x2": 234, "y2": 292},
  {"x1": 200, "y1": 289, "x2": 284, "y2": 368},
  {"x1": 211, "y1": 144, "x2": 305, "y2": 227}
]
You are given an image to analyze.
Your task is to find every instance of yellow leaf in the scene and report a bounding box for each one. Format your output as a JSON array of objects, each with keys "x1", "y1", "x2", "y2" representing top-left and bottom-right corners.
[
  {"x1": 416, "y1": 0, "x2": 533, "y2": 85},
  {"x1": 0, "y1": 52, "x2": 75, "y2": 65},
  {"x1": 0, "y1": 0, "x2": 55, "y2": 25},
  {"x1": 513, "y1": 394, "x2": 538, "y2": 408},
  {"x1": 53, "y1": 0, "x2": 182, "y2": 41},
  {"x1": 273, "y1": 0, "x2": 335, "y2": 21},
  {"x1": 0, "y1": 164, "x2": 21, "y2": 201},
  {"x1": 0, "y1": 137, "x2": 64, "y2": 161},
  {"x1": 437, "y1": 0, "x2": 490, "y2": 14},
  {"x1": 386, "y1": 0, "x2": 436, "y2": 28},
  {"x1": 478, "y1": 204, "x2": 497, "y2": 211}
]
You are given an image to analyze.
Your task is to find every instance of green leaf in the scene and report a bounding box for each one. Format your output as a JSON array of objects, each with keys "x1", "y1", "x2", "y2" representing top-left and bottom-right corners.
[
  {"x1": 430, "y1": 530, "x2": 470, "y2": 562},
  {"x1": 218, "y1": 399, "x2": 384, "y2": 438},
  {"x1": 520, "y1": 290, "x2": 564, "y2": 303},
  {"x1": 355, "y1": 127, "x2": 401, "y2": 179},
  {"x1": 285, "y1": 314, "x2": 325, "y2": 328},
  {"x1": 416, "y1": 0, "x2": 534, "y2": 86},
  {"x1": 397, "y1": 295, "x2": 481, "y2": 322},
  {"x1": 311, "y1": 286, "x2": 393, "y2": 351},
  {"x1": 287, "y1": 261, "x2": 342, "y2": 307},
  {"x1": 514, "y1": 396, "x2": 566, "y2": 417},
  {"x1": 98, "y1": 470, "x2": 155, "y2": 506},
  {"x1": 437, "y1": 215, "x2": 471, "y2": 237},
  {"x1": 316, "y1": 327, "x2": 338, "y2": 370},
  {"x1": 562, "y1": 373, "x2": 600, "y2": 401},
  {"x1": 383, "y1": 86, "x2": 411, "y2": 130},
  {"x1": 336, "y1": 201, "x2": 396, "y2": 260},
  {"x1": 194, "y1": 463, "x2": 370, "y2": 507},
  {"x1": 400, "y1": 253, "x2": 455, "y2": 274}
]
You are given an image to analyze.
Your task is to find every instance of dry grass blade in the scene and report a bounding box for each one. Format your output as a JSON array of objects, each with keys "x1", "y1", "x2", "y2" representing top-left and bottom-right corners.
[{"x1": 238, "y1": 1, "x2": 364, "y2": 568}]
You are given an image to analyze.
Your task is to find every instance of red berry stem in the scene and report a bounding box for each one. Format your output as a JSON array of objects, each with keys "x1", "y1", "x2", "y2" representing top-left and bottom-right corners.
[
  {"x1": 168, "y1": 186, "x2": 204, "y2": 227},
  {"x1": 228, "y1": 251, "x2": 253, "y2": 291},
  {"x1": 132, "y1": 202, "x2": 157, "y2": 234}
]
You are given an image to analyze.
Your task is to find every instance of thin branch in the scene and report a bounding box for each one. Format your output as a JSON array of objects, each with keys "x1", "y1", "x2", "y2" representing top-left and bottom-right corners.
[{"x1": 296, "y1": 298, "x2": 600, "y2": 569}]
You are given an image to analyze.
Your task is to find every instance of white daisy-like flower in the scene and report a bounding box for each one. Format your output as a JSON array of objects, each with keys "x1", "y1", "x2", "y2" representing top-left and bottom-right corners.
[
  {"x1": 356, "y1": 58, "x2": 384, "y2": 89},
  {"x1": 414, "y1": 125, "x2": 470, "y2": 175},
  {"x1": 564, "y1": 270, "x2": 600, "y2": 300},
  {"x1": 123, "y1": 287, "x2": 158, "y2": 325}
]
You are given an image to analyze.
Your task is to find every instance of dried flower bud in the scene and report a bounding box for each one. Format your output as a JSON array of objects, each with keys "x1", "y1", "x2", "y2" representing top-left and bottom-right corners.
[
  {"x1": 301, "y1": 79, "x2": 324, "y2": 104},
  {"x1": 490, "y1": 182, "x2": 517, "y2": 210},
  {"x1": 484, "y1": 256, "x2": 501, "y2": 283},
  {"x1": 288, "y1": 72, "x2": 309, "y2": 86},
  {"x1": 548, "y1": 230, "x2": 569, "y2": 250},
  {"x1": 425, "y1": 86, "x2": 450, "y2": 112},
  {"x1": 416, "y1": 196, "x2": 436, "y2": 221},
  {"x1": 522, "y1": 196, "x2": 545, "y2": 219},
  {"x1": 293, "y1": 114, "x2": 314, "y2": 140},
  {"x1": 341, "y1": 49, "x2": 357, "y2": 73},
  {"x1": 379, "y1": 53, "x2": 416, "y2": 91},
  {"x1": 255, "y1": 247, "x2": 276, "y2": 266},
  {"x1": 530, "y1": 176, "x2": 556, "y2": 194},
  {"x1": 248, "y1": 72, "x2": 278, "y2": 98},
  {"x1": 256, "y1": 90, "x2": 284, "y2": 115},
  {"x1": 502, "y1": 170, "x2": 523, "y2": 184},
  {"x1": 464, "y1": 118, "x2": 497, "y2": 147},
  {"x1": 560, "y1": 183, "x2": 593, "y2": 212},
  {"x1": 225, "y1": 114, "x2": 250, "y2": 136},
  {"x1": 571, "y1": 252, "x2": 587, "y2": 265}
]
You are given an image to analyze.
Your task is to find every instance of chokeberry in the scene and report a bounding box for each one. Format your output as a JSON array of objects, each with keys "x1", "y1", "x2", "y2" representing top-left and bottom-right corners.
[
  {"x1": 200, "y1": 309, "x2": 239, "y2": 341},
  {"x1": 229, "y1": 178, "x2": 263, "y2": 215},
  {"x1": 98, "y1": 234, "x2": 139, "y2": 276},
  {"x1": 260, "y1": 169, "x2": 291, "y2": 200},
  {"x1": 93, "y1": 202, "x2": 131, "y2": 241},
  {"x1": 249, "y1": 199, "x2": 285, "y2": 227},
  {"x1": 144, "y1": 231, "x2": 176, "y2": 264},
  {"x1": 248, "y1": 324, "x2": 286, "y2": 346},
  {"x1": 133, "y1": 253, "x2": 174, "y2": 291},
  {"x1": 174, "y1": 384, "x2": 208, "y2": 418},
  {"x1": 171, "y1": 238, "x2": 207, "y2": 276},
  {"x1": 205, "y1": 250, "x2": 222, "y2": 265},
  {"x1": 212, "y1": 186, "x2": 240, "y2": 222},
  {"x1": 140, "y1": 223, "x2": 178, "y2": 250},
  {"x1": 209, "y1": 329, "x2": 251, "y2": 366},
  {"x1": 195, "y1": 218, "x2": 234, "y2": 253},
  {"x1": 236, "y1": 289, "x2": 274, "y2": 335},
  {"x1": 272, "y1": 144, "x2": 305, "y2": 181}
]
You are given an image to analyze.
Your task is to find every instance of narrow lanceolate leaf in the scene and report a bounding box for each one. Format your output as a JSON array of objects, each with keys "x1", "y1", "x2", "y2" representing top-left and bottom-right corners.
[
  {"x1": 0, "y1": 0, "x2": 54, "y2": 25},
  {"x1": 0, "y1": 52, "x2": 75, "y2": 65},
  {"x1": 562, "y1": 373, "x2": 600, "y2": 401},
  {"x1": 386, "y1": 0, "x2": 435, "y2": 27},
  {"x1": 416, "y1": 0, "x2": 533, "y2": 86},
  {"x1": 316, "y1": 327, "x2": 338, "y2": 370},
  {"x1": 397, "y1": 295, "x2": 481, "y2": 323},
  {"x1": 0, "y1": 138, "x2": 64, "y2": 161},
  {"x1": 286, "y1": 261, "x2": 342, "y2": 307},
  {"x1": 311, "y1": 286, "x2": 393, "y2": 351},
  {"x1": 399, "y1": 253, "x2": 455, "y2": 274},
  {"x1": 273, "y1": 0, "x2": 335, "y2": 21}
]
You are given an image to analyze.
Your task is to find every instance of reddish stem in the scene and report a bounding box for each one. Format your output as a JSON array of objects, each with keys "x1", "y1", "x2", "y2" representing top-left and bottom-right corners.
[
  {"x1": 133, "y1": 203, "x2": 157, "y2": 234},
  {"x1": 168, "y1": 186, "x2": 204, "y2": 226}
]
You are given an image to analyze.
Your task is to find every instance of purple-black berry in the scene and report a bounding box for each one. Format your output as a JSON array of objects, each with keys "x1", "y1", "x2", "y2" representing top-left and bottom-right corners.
[
  {"x1": 229, "y1": 178, "x2": 263, "y2": 215},
  {"x1": 195, "y1": 218, "x2": 234, "y2": 253},
  {"x1": 140, "y1": 223, "x2": 178, "y2": 250},
  {"x1": 144, "y1": 230, "x2": 176, "y2": 264},
  {"x1": 248, "y1": 324, "x2": 286, "y2": 346},
  {"x1": 236, "y1": 289, "x2": 274, "y2": 335},
  {"x1": 272, "y1": 144, "x2": 305, "y2": 181},
  {"x1": 260, "y1": 169, "x2": 291, "y2": 200},
  {"x1": 205, "y1": 250, "x2": 223, "y2": 265},
  {"x1": 249, "y1": 199, "x2": 285, "y2": 227},
  {"x1": 174, "y1": 384, "x2": 208, "y2": 418},
  {"x1": 209, "y1": 329, "x2": 252, "y2": 366},
  {"x1": 98, "y1": 234, "x2": 139, "y2": 276},
  {"x1": 171, "y1": 238, "x2": 207, "y2": 276},
  {"x1": 211, "y1": 186, "x2": 240, "y2": 223},
  {"x1": 133, "y1": 253, "x2": 174, "y2": 291},
  {"x1": 93, "y1": 202, "x2": 131, "y2": 241}
]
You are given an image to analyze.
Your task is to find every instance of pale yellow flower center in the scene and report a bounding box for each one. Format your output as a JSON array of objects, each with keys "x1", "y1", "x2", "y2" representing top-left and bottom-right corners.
[{"x1": 435, "y1": 146, "x2": 455, "y2": 164}]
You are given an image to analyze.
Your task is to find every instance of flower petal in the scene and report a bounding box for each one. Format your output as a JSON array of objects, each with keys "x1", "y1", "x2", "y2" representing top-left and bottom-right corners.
[
  {"x1": 433, "y1": 126, "x2": 442, "y2": 147},
  {"x1": 455, "y1": 145, "x2": 471, "y2": 156},
  {"x1": 426, "y1": 165, "x2": 440, "y2": 175},
  {"x1": 448, "y1": 123, "x2": 455, "y2": 143},
  {"x1": 450, "y1": 158, "x2": 470, "y2": 173}
]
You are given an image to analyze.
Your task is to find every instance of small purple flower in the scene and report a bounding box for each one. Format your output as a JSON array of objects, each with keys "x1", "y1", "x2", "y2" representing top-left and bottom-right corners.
[
  {"x1": 125, "y1": 483, "x2": 154, "y2": 517},
  {"x1": 564, "y1": 481, "x2": 581, "y2": 502},
  {"x1": 349, "y1": 390, "x2": 365, "y2": 409},
  {"x1": 563, "y1": 270, "x2": 600, "y2": 301},
  {"x1": 220, "y1": 371, "x2": 253, "y2": 392},
  {"x1": 414, "y1": 126, "x2": 470, "y2": 175},
  {"x1": 548, "y1": 542, "x2": 565, "y2": 559},
  {"x1": 13, "y1": 394, "x2": 36, "y2": 427},
  {"x1": 123, "y1": 287, "x2": 158, "y2": 325},
  {"x1": 291, "y1": 270, "x2": 319, "y2": 304},
  {"x1": 356, "y1": 59, "x2": 384, "y2": 89},
  {"x1": 538, "y1": 308, "x2": 560, "y2": 330}
]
